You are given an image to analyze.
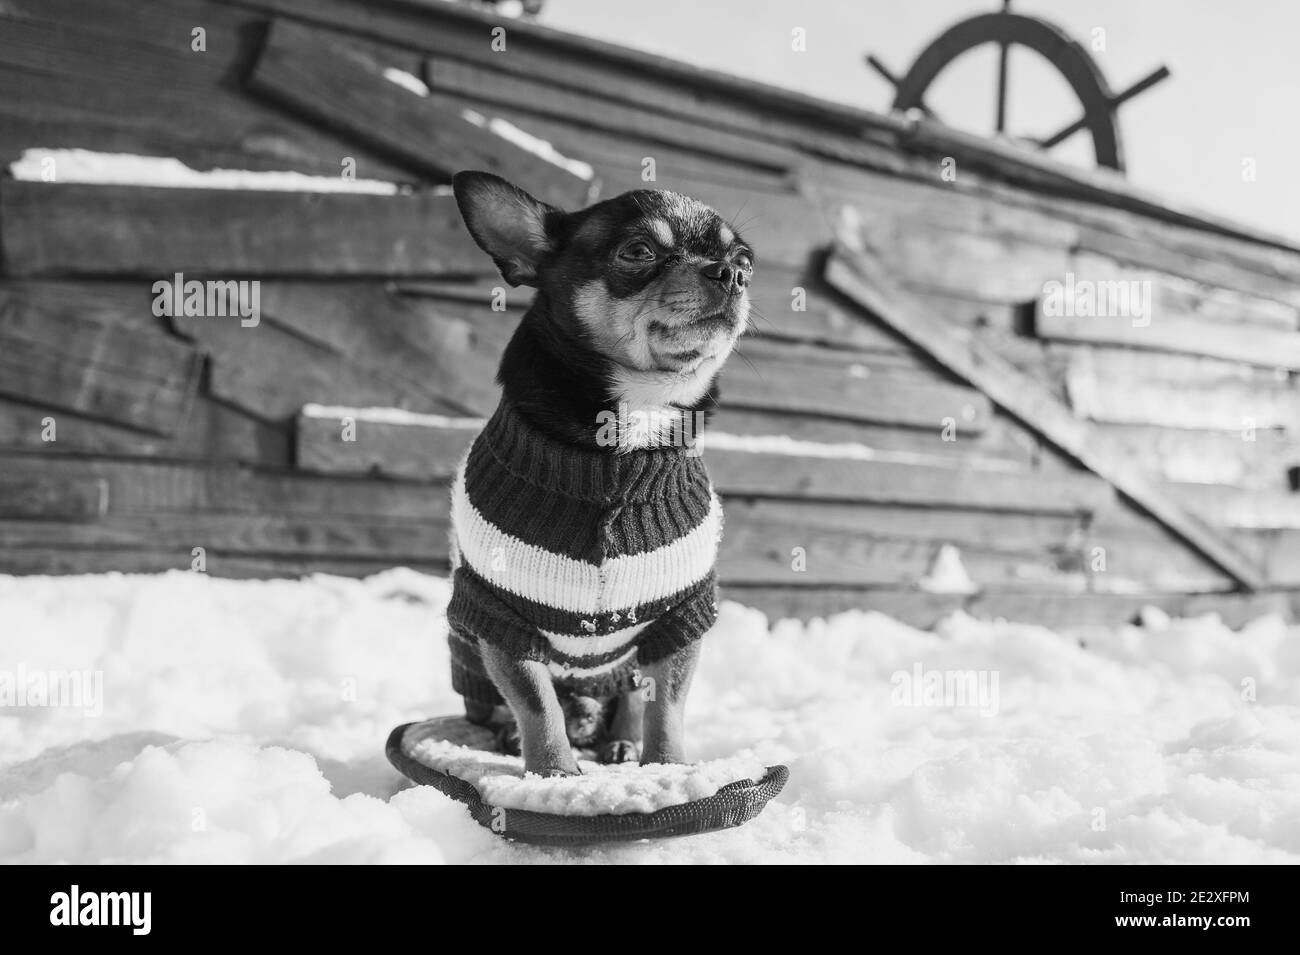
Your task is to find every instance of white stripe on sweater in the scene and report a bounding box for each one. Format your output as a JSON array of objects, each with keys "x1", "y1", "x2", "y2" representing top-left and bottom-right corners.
[
  {"x1": 540, "y1": 621, "x2": 650, "y2": 658},
  {"x1": 451, "y1": 465, "x2": 721, "y2": 615}
]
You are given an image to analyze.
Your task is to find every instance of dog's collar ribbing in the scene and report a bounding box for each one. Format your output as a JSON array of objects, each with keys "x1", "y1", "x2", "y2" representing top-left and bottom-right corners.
[{"x1": 477, "y1": 401, "x2": 699, "y2": 504}]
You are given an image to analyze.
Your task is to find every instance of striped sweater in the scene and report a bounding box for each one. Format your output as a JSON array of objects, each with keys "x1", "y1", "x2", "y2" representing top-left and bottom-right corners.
[{"x1": 446, "y1": 400, "x2": 722, "y2": 704}]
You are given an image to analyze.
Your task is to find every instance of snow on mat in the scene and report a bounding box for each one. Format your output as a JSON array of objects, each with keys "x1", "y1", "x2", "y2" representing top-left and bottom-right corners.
[{"x1": 405, "y1": 736, "x2": 768, "y2": 816}]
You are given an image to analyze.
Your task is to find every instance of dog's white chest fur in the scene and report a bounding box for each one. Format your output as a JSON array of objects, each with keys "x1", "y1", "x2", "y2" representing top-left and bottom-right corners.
[{"x1": 607, "y1": 347, "x2": 729, "y2": 449}]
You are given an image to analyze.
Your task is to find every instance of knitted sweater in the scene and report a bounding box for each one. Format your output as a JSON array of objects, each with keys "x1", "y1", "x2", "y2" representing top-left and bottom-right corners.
[{"x1": 446, "y1": 400, "x2": 722, "y2": 704}]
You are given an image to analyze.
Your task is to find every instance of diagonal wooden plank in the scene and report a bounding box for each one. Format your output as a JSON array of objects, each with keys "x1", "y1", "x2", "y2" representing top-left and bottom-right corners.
[
  {"x1": 245, "y1": 17, "x2": 594, "y2": 209},
  {"x1": 824, "y1": 238, "x2": 1267, "y2": 590}
]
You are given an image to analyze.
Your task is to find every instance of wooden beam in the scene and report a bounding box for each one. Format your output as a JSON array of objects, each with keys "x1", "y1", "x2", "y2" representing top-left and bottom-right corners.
[
  {"x1": 1063, "y1": 350, "x2": 1300, "y2": 430},
  {"x1": 710, "y1": 406, "x2": 1038, "y2": 468},
  {"x1": 0, "y1": 180, "x2": 482, "y2": 277},
  {"x1": 0, "y1": 475, "x2": 107, "y2": 521},
  {"x1": 0, "y1": 455, "x2": 445, "y2": 519},
  {"x1": 721, "y1": 351, "x2": 991, "y2": 432},
  {"x1": 824, "y1": 240, "x2": 1267, "y2": 589},
  {"x1": 1035, "y1": 305, "x2": 1300, "y2": 370},
  {"x1": 706, "y1": 445, "x2": 1108, "y2": 514},
  {"x1": 422, "y1": 54, "x2": 796, "y2": 173},
  {"x1": 0, "y1": 547, "x2": 444, "y2": 578},
  {"x1": 296, "y1": 407, "x2": 481, "y2": 481},
  {"x1": 259, "y1": 282, "x2": 512, "y2": 416},
  {"x1": 0, "y1": 393, "x2": 291, "y2": 467},
  {"x1": 719, "y1": 497, "x2": 1083, "y2": 589},
  {"x1": 171, "y1": 308, "x2": 463, "y2": 422},
  {"x1": 246, "y1": 18, "x2": 593, "y2": 209},
  {"x1": 0, "y1": 509, "x2": 448, "y2": 561},
  {"x1": 0, "y1": 290, "x2": 202, "y2": 436}
]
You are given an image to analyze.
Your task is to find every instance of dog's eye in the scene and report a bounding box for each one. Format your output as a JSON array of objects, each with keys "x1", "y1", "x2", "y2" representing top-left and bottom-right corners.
[
  {"x1": 618, "y1": 241, "x2": 656, "y2": 262},
  {"x1": 734, "y1": 252, "x2": 754, "y2": 272}
]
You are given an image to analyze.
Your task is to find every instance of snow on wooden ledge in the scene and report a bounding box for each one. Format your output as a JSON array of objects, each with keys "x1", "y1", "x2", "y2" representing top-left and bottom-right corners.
[{"x1": 7, "y1": 148, "x2": 406, "y2": 194}]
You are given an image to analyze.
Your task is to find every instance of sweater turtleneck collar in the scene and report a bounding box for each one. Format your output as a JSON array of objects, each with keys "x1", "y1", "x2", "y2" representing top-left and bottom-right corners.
[{"x1": 475, "y1": 400, "x2": 705, "y2": 505}]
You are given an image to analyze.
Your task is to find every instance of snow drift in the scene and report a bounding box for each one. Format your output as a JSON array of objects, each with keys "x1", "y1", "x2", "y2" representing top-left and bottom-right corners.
[{"x1": 0, "y1": 569, "x2": 1296, "y2": 863}]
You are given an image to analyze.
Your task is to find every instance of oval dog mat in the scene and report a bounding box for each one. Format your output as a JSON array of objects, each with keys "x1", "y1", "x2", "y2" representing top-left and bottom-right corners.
[{"x1": 386, "y1": 717, "x2": 788, "y2": 846}]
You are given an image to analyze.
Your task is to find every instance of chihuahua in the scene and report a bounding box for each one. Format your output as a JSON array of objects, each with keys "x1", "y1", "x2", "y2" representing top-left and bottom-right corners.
[{"x1": 446, "y1": 171, "x2": 752, "y2": 777}]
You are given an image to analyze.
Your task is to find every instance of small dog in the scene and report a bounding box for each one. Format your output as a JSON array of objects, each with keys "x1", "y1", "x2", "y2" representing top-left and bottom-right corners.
[{"x1": 446, "y1": 171, "x2": 752, "y2": 777}]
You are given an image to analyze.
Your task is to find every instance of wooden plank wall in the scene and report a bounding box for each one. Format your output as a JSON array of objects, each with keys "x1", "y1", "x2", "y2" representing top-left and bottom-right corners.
[{"x1": 1, "y1": 0, "x2": 1297, "y2": 627}]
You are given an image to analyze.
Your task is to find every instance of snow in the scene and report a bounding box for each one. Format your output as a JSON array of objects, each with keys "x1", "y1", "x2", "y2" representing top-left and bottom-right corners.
[
  {"x1": 9, "y1": 148, "x2": 404, "y2": 194},
  {"x1": 381, "y1": 67, "x2": 432, "y2": 98},
  {"x1": 407, "y1": 736, "x2": 768, "y2": 815},
  {"x1": 1, "y1": 569, "x2": 1297, "y2": 863},
  {"x1": 699, "y1": 431, "x2": 1025, "y2": 471},
  {"x1": 301, "y1": 404, "x2": 484, "y2": 429},
  {"x1": 918, "y1": 544, "x2": 979, "y2": 595}
]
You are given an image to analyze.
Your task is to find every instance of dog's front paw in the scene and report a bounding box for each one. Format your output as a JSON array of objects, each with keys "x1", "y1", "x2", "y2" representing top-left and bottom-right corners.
[
  {"x1": 494, "y1": 723, "x2": 521, "y2": 756},
  {"x1": 597, "y1": 739, "x2": 640, "y2": 764}
]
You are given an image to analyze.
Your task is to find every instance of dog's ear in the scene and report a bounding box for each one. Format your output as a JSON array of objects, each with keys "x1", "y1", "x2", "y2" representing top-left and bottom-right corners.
[{"x1": 452, "y1": 171, "x2": 562, "y2": 287}]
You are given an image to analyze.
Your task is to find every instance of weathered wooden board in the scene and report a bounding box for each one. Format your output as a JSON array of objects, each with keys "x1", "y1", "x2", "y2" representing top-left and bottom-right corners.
[
  {"x1": 1073, "y1": 227, "x2": 1300, "y2": 310},
  {"x1": 825, "y1": 241, "x2": 1267, "y2": 589},
  {"x1": 719, "y1": 498, "x2": 1082, "y2": 588},
  {"x1": 851, "y1": 215, "x2": 1072, "y2": 304},
  {"x1": 296, "y1": 408, "x2": 480, "y2": 481},
  {"x1": 247, "y1": 18, "x2": 592, "y2": 208},
  {"x1": 0, "y1": 395, "x2": 291, "y2": 467},
  {"x1": 1088, "y1": 422, "x2": 1299, "y2": 492},
  {"x1": 1064, "y1": 348, "x2": 1300, "y2": 431},
  {"x1": 0, "y1": 456, "x2": 445, "y2": 519},
  {"x1": 705, "y1": 445, "x2": 1109, "y2": 514},
  {"x1": 1036, "y1": 304, "x2": 1300, "y2": 370},
  {"x1": 422, "y1": 55, "x2": 797, "y2": 173},
  {"x1": 1166, "y1": 483, "x2": 1300, "y2": 531},
  {"x1": 413, "y1": 91, "x2": 793, "y2": 195},
  {"x1": 0, "y1": 474, "x2": 107, "y2": 521},
  {"x1": 1064, "y1": 251, "x2": 1298, "y2": 332},
  {"x1": 721, "y1": 351, "x2": 991, "y2": 432},
  {"x1": 713, "y1": 405, "x2": 1039, "y2": 468},
  {"x1": 1085, "y1": 505, "x2": 1236, "y2": 595},
  {"x1": 0, "y1": 181, "x2": 482, "y2": 277},
  {"x1": 727, "y1": 498, "x2": 1082, "y2": 553},
  {"x1": 1236, "y1": 530, "x2": 1300, "y2": 587},
  {"x1": 0, "y1": 547, "x2": 444, "y2": 578},
  {"x1": 172, "y1": 306, "x2": 466, "y2": 422},
  {"x1": 395, "y1": 278, "x2": 531, "y2": 311},
  {"x1": 0, "y1": 292, "x2": 201, "y2": 435},
  {"x1": 257, "y1": 283, "x2": 514, "y2": 417},
  {"x1": 0, "y1": 510, "x2": 447, "y2": 560}
]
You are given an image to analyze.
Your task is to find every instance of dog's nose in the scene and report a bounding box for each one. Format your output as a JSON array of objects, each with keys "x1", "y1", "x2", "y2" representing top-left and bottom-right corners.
[{"x1": 701, "y1": 260, "x2": 749, "y2": 293}]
